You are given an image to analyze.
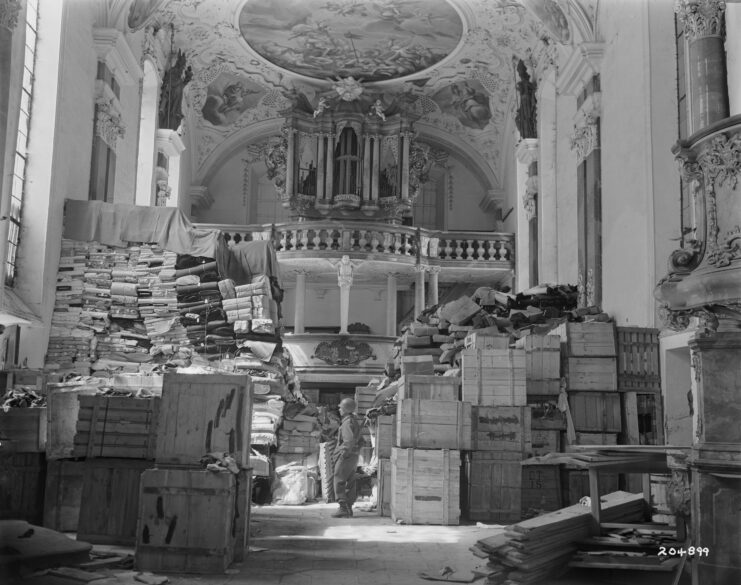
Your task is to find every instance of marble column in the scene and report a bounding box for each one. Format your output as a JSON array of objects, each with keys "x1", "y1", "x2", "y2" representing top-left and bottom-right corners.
[
  {"x1": 372, "y1": 136, "x2": 380, "y2": 201},
  {"x1": 676, "y1": 0, "x2": 729, "y2": 133},
  {"x1": 362, "y1": 135, "x2": 371, "y2": 201},
  {"x1": 325, "y1": 133, "x2": 334, "y2": 199},
  {"x1": 515, "y1": 139, "x2": 539, "y2": 292},
  {"x1": 401, "y1": 133, "x2": 410, "y2": 200},
  {"x1": 317, "y1": 135, "x2": 326, "y2": 200},
  {"x1": 294, "y1": 270, "x2": 306, "y2": 334},
  {"x1": 337, "y1": 255, "x2": 353, "y2": 335},
  {"x1": 386, "y1": 272, "x2": 398, "y2": 337},
  {"x1": 285, "y1": 128, "x2": 295, "y2": 199},
  {"x1": 414, "y1": 265, "x2": 426, "y2": 318},
  {"x1": 428, "y1": 266, "x2": 440, "y2": 307}
]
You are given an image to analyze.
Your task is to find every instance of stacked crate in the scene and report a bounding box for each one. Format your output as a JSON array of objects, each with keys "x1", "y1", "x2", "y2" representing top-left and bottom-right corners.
[
  {"x1": 459, "y1": 335, "x2": 531, "y2": 523},
  {"x1": 354, "y1": 384, "x2": 376, "y2": 463},
  {"x1": 135, "y1": 373, "x2": 253, "y2": 573},
  {"x1": 391, "y1": 374, "x2": 466, "y2": 525}
]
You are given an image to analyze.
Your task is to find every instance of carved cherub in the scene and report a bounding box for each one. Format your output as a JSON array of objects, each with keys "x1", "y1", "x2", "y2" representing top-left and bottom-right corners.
[
  {"x1": 313, "y1": 96, "x2": 329, "y2": 118},
  {"x1": 370, "y1": 99, "x2": 386, "y2": 121}
]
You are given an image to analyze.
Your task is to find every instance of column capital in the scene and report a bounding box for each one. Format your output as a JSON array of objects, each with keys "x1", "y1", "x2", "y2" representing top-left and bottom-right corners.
[
  {"x1": 0, "y1": 0, "x2": 21, "y2": 30},
  {"x1": 427, "y1": 265, "x2": 442, "y2": 275},
  {"x1": 675, "y1": 0, "x2": 726, "y2": 42},
  {"x1": 337, "y1": 255, "x2": 354, "y2": 288},
  {"x1": 515, "y1": 138, "x2": 539, "y2": 165},
  {"x1": 156, "y1": 128, "x2": 186, "y2": 157},
  {"x1": 95, "y1": 98, "x2": 126, "y2": 150},
  {"x1": 413, "y1": 264, "x2": 429, "y2": 273},
  {"x1": 570, "y1": 118, "x2": 599, "y2": 164}
]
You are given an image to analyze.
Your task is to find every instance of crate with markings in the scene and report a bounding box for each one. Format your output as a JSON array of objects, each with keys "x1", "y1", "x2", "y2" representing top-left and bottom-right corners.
[
  {"x1": 396, "y1": 399, "x2": 472, "y2": 450},
  {"x1": 461, "y1": 348, "x2": 526, "y2": 406}
]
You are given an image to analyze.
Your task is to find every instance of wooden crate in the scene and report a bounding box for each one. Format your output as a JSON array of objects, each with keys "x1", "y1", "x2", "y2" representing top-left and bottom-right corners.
[
  {"x1": 43, "y1": 459, "x2": 85, "y2": 532},
  {"x1": 377, "y1": 457, "x2": 391, "y2": 517},
  {"x1": 461, "y1": 349, "x2": 526, "y2": 406},
  {"x1": 554, "y1": 322, "x2": 617, "y2": 357},
  {"x1": 156, "y1": 373, "x2": 253, "y2": 469},
  {"x1": 77, "y1": 458, "x2": 151, "y2": 545},
  {"x1": 0, "y1": 452, "x2": 46, "y2": 523},
  {"x1": 530, "y1": 429, "x2": 561, "y2": 456},
  {"x1": 528, "y1": 396, "x2": 566, "y2": 430},
  {"x1": 464, "y1": 452, "x2": 521, "y2": 523},
  {"x1": 471, "y1": 405, "x2": 532, "y2": 454},
  {"x1": 401, "y1": 355, "x2": 435, "y2": 376},
  {"x1": 375, "y1": 415, "x2": 396, "y2": 459},
  {"x1": 396, "y1": 399, "x2": 472, "y2": 450},
  {"x1": 399, "y1": 375, "x2": 460, "y2": 401},
  {"x1": 233, "y1": 469, "x2": 253, "y2": 563},
  {"x1": 354, "y1": 385, "x2": 377, "y2": 415},
  {"x1": 524, "y1": 334, "x2": 561, "y2": 380},
  {"x1": 564, "y1": 468, "x2": 620, "y2": 506},
  {"x1": 564, "y1": 357, "x2": 617, "y2": 391},
  {"x1": 464, "y1": 332, "x2": 511, "y2": 350},
  {"x1": 46, "y1": 386, "x2": 97, "y2": 460},
  {"x1": 391, "y1": 447, "x2": 460, "y2": 525},
  {"x1": 616, "y1": 327, "x2": 660, "y2": 391},
  {"x1": 136, "y1": 468, "x2": 236, "y2": 573},
  {"x1": 74, "y1": 395, "x2": 160, "y2": 459},
  {"x1": 0, "y1": 407, "x2": 47, "y2": 452},
  {"x1": 521, "y1": 461, "x2": 562, "y2": 516},
  {"x1": 569, "y1": 392, "x2": 622, "y2": 432},
  {"x1": 526, "y1": 379, "x2": 561, "y2": 396}
]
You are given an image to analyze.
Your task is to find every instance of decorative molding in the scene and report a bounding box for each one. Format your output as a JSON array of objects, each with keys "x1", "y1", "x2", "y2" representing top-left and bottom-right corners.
[
  {"x1": 0, "y1": 0, "x2": 21, "y2": 31},
  {"x1": 675, "y1": 0, "x2": 726, "y2": 42},
  {"x1": 93, "y1": 28, "x2": 142, "y2": 85},
  {"x1": 523, "y1": 175, "x2": 538, "y2": 221},
  {"x1": 515, "y1": 138, "x2": 539, "y2": 165},
  {"x1": 156, "y1": 128, "x2": 186, "y2": 157},
  {"x1": 665, "y1": 470, "x2": 692, "y2": 517},
  {"x1": 337, "y1": 255, "x2": 354, "y2": 288},
  {"x1": 311, "y1": 336, "x2": 377, "y2": 366},
  {"x1": 189, "y1": 186, "x2": 213, "y2": 210},
  {"x1": 570, "y1": 117, "x2": 599, "y2": 163},
  {"x1": 141, "y1": 25, "x2": 169, "y2": 77},
  {"x1": 95, "y1": 98, "x2": 126, "y2": 150},
  {"x1": 479, "y1": 188, "x2": 504, "y2": 214},
  {"x1": 575, "y1": 91, "x2": 601, "y2": 125},
  {"x1": 556, "y1": 42, "x2": 604, "y2": 96}
]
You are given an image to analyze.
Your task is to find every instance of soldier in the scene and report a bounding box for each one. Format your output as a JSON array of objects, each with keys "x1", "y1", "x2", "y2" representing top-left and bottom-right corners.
[{"x1": 331, "y1": 397, "x2": 363, "y2": 518}]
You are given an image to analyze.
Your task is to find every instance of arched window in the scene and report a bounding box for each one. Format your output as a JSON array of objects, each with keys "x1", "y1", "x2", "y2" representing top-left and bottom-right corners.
[{"x1": 333, "y1": 127, "x2": 359, "y2": 196}]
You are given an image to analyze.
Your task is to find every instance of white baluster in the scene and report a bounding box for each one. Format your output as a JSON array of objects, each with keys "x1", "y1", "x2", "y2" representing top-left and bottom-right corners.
[
  {"x1": 313, "y1": 229, "x2": 322, "y2": 250},
  {"x1": 383, "y1": 232, "x2": 393, "y2": 254},
  {"x1": 370, "y1": 231, "x2": 380, "y2": 253},
  {"x1": 300, "y1": 229, "x2": 309, "y2": 250},
  {"x1": 279, "y1": 230, "x2": 288, "y2": 252},
  {"x1": 358, "y1": 229, "x2": 368, "y2": 251},
  {"x1": 466, "y1": 239, "x2": 475, "y2": 259},
  {"x1": 403, "y1": 235, "x2": 412, "y2": 256},
  {"x1": 443, "y1": 239, "x2": 453, "y2": 260},
  {"x1": 454, "y1": 239, "x2": 464, "y2": 259}
]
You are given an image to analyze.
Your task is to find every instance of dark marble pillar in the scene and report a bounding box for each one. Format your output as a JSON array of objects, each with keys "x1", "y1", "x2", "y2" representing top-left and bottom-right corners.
[
  {"x1": 687, "y1": 331, "x2": 741, "y2": 584},
  {"x1": 676, "y1": 0, "x2": 730, "y2": 132}
]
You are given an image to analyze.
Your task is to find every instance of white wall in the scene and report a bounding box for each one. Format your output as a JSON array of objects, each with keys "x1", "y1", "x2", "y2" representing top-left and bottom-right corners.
[{"x1": 446, "y1": 158, "x2": 495, "y2": 231}]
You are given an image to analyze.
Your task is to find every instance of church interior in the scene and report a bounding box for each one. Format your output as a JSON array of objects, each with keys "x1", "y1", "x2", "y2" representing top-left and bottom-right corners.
[{"x1": 0, "y1": 1, "x2": 740, "y2": 584}]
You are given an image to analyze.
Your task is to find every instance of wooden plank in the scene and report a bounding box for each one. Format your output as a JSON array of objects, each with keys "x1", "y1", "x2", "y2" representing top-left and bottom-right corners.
[
  {"x1": 375, "y1": 415, "x2": 396, "y2": 459},
  {"x1": 43, "y1": 459, "x2": 85, "y2": 532},
  {"x1": 565, "y1": 357, "x2": 618, "y2": 391},
  {"x1": 136, "y1": 468, "x2": 236, "y2": 573},
  {"x1": 524, "y1": 335, "x2": 561, "y2": 381},
  {"x1": 589, "y1": 468, "x2": 601, "y2": 523},
  {"x1": 399, "y1": 375, "x2": 460, "y2": 401},
  {"x1": 530, "y1": 429, "x2": 560, "y2": 456},
  {"x1": 156, "y1": 373, "x2": 252, "y2": 468},
  {"x1": 616, "y1": 327, "x2": 661, "y2": 392},
  {"x1": 396, "y1": 400, "x2": 472, "y2": 450},
  {"x1": 471, "y1": 405, "x2": 531, "y2": 454},
  {"x1": 569, "y1": 392, "x2": 622, "y2": 432},
  {"x1": 233, "y1": 469, "x2": 252, "y2": 562}
]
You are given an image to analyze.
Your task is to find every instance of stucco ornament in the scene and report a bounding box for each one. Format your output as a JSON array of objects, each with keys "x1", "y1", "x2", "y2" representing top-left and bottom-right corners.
[
  {"x1": 333, "y1": 77, "x2": 364, "y2": 102},
  {"x1": 570, "y1": 117, "x2": 599, "y2": 164},
  {"x1": 0, "y1": 0, "x2": 21, "y2": 30},
  {"x1": 675, "y1": 0, "x2": 725, "y2": 42},
  {"x1": 311, "y1": 337, "x2": 377, "y2": 366},
  {"x1": 95, "y1": 98, "x2": 126, "y2": 150}
]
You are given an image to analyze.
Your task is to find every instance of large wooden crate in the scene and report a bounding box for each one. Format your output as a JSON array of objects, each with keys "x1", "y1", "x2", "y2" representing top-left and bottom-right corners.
[
  {"x1": 471, "y1": 405, "x2": 531, "y2": 454},
  {"x1": 391, "y1": 447, "x2": 460, "y2": 525},
  {"x1": 0, "y1": 407, "x2": 47, "y2": 452},
  {"x1": 564, "y1": 357, "x2": 617, "y2": 391},
  {"x1": 521, "y1": 461, "x2": 562, "y2": 516},
  {"x1": 136, "y1": 468, "x2": 236, "y2": 573},
  {"x1": 354, "y1": 385, "x2": 377, "y2": 415},
  {"x1": 0, "y1": 452, "x2": 46, "y2": 523},
  {"x1": 530, "y1": 429, "x2": 561, "y2": 456},
  {"x1": 375, "y1": 415, "x2": 396, "y2": 459},
  {"x1": 563, "y1": 468, "x2": 620, "y2": 506},
  {"x1": 399, "y1": 375, "x2": 460, "y2": 401},
  {"x1": 523, "y1": 335, "x2": 561, "y2": 396},
  {"x1": 43, "y1": 459, "x2": 85, "y2": 532},
  {"x1": 401, "y1": 355, "x2": 435, "y2": 376},
  {"x1": 74, "y1": 395, "x2": 160, "y2": 459},
  {"x1": 47, "y1": 386, "x2": 97, "y2": 460},
  {"x1": 616, "y1": 327, "x2": 660, "y2": 391},
  {"x1": 156, "y1": 373, "x2": 252, "y2": 469},
  {"x1": 461, "y1": 349, "x2": 526, "y2": 406},
  {"x1": 377, "y1": 457, "x2": 391, "y2": 516},
  {"x1": 77, "y1": 458, "x2": 151, "y2": 545},
  {"x1": 396, "y1": 399, "x2": 472, "y2": 450},
  {"x1": 464, "y1": 452, "x2": 521, "y2": 523},
  {"x1": 553, "y1": 321, "x2": 617, "y2": 357},
  {"x1": 569, "y1": 392, "x2": 622, "y2": 432}
]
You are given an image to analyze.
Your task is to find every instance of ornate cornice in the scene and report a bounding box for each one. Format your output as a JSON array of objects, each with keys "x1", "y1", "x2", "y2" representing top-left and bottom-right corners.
[
  {"x1": 570, "y1": 117, "x2": 599, "y2": 164},
  {"x1": 0, "y1": 0, "x2": 21, "y2": 31},
  {"x1": 93, "y1": 28, "x2": 142, "y2": 85},
  {"x1": 675, "y1": 0, "x2": 726, "y2": 42},
  {"x1": 95, "y1": 98, "x2": 126, "y2": 150},
  {"x1": 556, "y1": 42, "x2": 604, "y2": 96}
]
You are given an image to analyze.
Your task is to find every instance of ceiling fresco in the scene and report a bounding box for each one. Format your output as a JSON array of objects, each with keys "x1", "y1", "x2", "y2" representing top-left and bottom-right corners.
[
  {"x1": 138, "y1": 0, "x2": 582, "y2": 187},
  {"x1": 237, "y1": 0, "x2": 463, "y2": 82}
]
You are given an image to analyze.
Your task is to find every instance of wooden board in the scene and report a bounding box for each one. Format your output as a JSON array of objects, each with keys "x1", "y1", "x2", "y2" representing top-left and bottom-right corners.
[
  {"x1": 0, "y1": 452, "x2": 46, "y2": 524},
  {"x1": 354, "y1": 385, "x2": 377, "y2": 415},
  {"x1": 530, "y1": 429, "x2": 561, "y2": 456},
  {"x1": 401, "y1": 355, "x2": 435, "y2": 376},
  {"x1": 616, "y1": 327, "x2": 660, "y2": 391},
  {"x1": 524, "y1": 335, "x2": 561, "y2": 381},
  {"x1": 396, "y1": 400, "x2": 472, "y2": 450},
  {"x1": 391, "y1": 447, "x2": 460, "y2": 525},
  {"x1": 565, "y1": 357, "x2": 618, "y2": 391},
  {"x1": 74, "y1": 395, "x2": 160, "y2": 459},
  {"x1": 521, "y1": 462, "x2": 563, "y2": 516},
  {"x1": 136, "y1": 468, "x2": 236, "y2": 573},
  {"x1": 377, "y1": 458, "x2": 391, "y2": 517},
  {"x1": 471, "y1": 405, "x2": 531, "y2": 454},
  {"x1": 375, "y1": 415, "x2": 396, "y2": 459},
  {"x1": 43, "y1": 459, "x2": 85, "y2": 532},
  {"x1": 0, "y1": 408, "x2": 47, "y2": 452},
  {"x1": 461, "y1": 349, "x2": 526, "y2": 407},
  {"x1": 156, "y1": 373, "x2": 252, "y2": 469},
  {"x1": 46, "y1": 387, "x2": 97, "y2": 460},
  {"x1": 464, "y1": 332, "x2": 511, "y2": 350},
  {"x1": 464, "y1": 452, "x2": 521, "y2": 523},
  {"x1": 77, "y1": 458, "x2": 151, "y2": 545},
  {"x1": 399, "y1": 375, "x2": 460, "y2": 401},
  {"x1": 553, "y1": 322, "x2": 617, "y2": 357},
  {"x1": 569, "y1": 392, "x2": 622, "y2": 432}
]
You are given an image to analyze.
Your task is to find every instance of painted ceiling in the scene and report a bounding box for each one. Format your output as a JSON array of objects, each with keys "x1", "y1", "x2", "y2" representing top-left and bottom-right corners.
[{"x1": 128, "y1": 0, "x2": 588, "y2": 189}]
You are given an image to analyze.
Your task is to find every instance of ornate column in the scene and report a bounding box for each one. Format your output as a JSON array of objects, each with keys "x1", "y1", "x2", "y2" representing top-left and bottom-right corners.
[
  {"x1": 324, "y1": 132, "x2": 334, "y2": 199},
  {"x1": 386, "y1": 272, "x2": 398, "y2": 336},
  {"x1": 362, "y1": 134, "x2": 371, "y2": 201},
  {"x1": 676, "y1": 0, "x2": 729, "y2": 133},
  {"x1": 337, "y1": 255, "x2": 353, "y2": 335},
  {"x1": 285, "y1": 128, "x2": 295, "y2": 199},
  {"x1": 372, "y1": 136, "x2": 380, "y2": 201},
  {"x1": 414, "y1": 265, "x2": 426, "y2": 318},
  {"x1": 515, "y1": 139, "x2": 539, "y2": 292},
  {"x1": 317, "y1": 134, "x2": 326, "y2": 200},
  {"x1": 401, "y1": 133, "x2": 410, "y2": 200},
  {"x1": 428, "y1": 266, "x2": 441, "y2": 307},
  {"x1": 294, "y1": 270, "x2": 307, "y2": 334}
]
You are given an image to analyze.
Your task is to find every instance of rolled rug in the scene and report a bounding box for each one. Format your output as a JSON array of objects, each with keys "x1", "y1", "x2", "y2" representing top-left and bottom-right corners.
[
  {"x1": 110, "y1": 282, "x2": 139, "y2": 296},
  {"x1": 175, "y1": 281, "x2": 219, "y2": 294},
  {"x1": 173, "y1": 261, "x2": 218, "y2": 279},
  {"x1": 222, "y1": 297, "x2": 253, "y2": 312},
  {"x1": 175, "y1": 274, "x2": 202, "y2": 287}
]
